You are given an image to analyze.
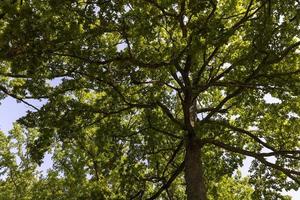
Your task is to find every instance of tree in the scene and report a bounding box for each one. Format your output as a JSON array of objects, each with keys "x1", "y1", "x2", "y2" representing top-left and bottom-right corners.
[
  {"x1": 0, "y1": 0, "x2": 300, "y2": 199},
  {"x1": 0, "y1": 126, "x2": 38, "y2": 200},
  {"x1": 207, "y1": 172, "x2": 254, "y2": 200}
]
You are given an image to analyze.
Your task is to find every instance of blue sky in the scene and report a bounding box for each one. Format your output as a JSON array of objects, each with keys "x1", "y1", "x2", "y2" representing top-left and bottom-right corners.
[
  {"x1": 0, "y1": 97, "x2": 52, "y2": 174},
  {"x1": 0, "y1": 97, "x2": 299, "y2": 198}
]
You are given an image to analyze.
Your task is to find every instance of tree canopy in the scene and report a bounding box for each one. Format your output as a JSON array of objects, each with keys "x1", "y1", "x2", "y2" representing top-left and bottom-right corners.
[{"x1": 0, "y1": 0, "x2": 300, "y2": 199}]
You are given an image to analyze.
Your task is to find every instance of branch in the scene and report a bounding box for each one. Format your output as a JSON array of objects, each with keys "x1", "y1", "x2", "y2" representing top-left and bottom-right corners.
[
  {"x1": 194, "y1": 46, "x2": 220, "y2": 85},
  {"x1": 52, "y1": 52, "x2": 173, "y2": 69},
  {"x1": 230, "y1": 0, "x2": 264, "y2": 32},
  {"x1": 211, "y1": 81, "x2": 283, "y2": 90},
  {"x1": 156, "y1": 101, "x2": 185, "y2": 129},
  {"x1": 169, "y1": 69, "x2": 185, "y2": 91},
  {"x1": 206, "y1": 0, "x2": 217, "y2": 22},
  {"x1": 146, "y1": 161, "x2": 185, "y2": 200},
  {"x1": 209, "y1": 120, "x2": 300, "y2": 159},
  {"x1": 193, "y1": 0, "x2": 260, "y2": 86},
  {"x1": 162, "y1": 140, "x2": 184, "y2": 176},
  {"x1": 196, "y1": 107, "x2": 230, "y2": 114},
  {"x1": 0, "y1": 85, "x2": 40, "y2": 111},
  {"x1": 201, "y1": 55, "x2": 269, "y2": 121},
  {"x1": 202, "y1": 139, "x2": 300, "y2": 184},
  {"x1": 144, "y1": 0, "x2": 178, "y2": 18},
  {"x1": 206, "y1": 120, "x2": 272, "y2": 150},
  {"x1": 257, "y1": 69, "x2": 300, "y2": 78},
  {"x1": 148, "y1": 125, "x2": 182, "y2": 139},
  {"x1": 201, "y1": 88, "x2": 243, "y2": 122},
  {"x1": 0, "y1": 72, "x2": 30, "y2": 79},
  {"x1": 267, "y1": 42, "x2": 300, "y2": 64},
  {"x1": 179, "y1": 0, "x2": 187, "y2": 38}
]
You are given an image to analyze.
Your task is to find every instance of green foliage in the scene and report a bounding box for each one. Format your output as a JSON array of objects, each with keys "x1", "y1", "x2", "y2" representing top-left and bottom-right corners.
[
  {"x1": 0, "y1": 0, "x2": 299, "y2": 199},
  {"x1": 208, "y1": 172, "x2": 254, "y2": 200}
]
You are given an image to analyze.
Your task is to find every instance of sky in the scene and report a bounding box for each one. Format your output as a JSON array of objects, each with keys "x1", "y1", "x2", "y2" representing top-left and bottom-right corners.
[
  {"x1": 0, "y1": 97, "x2": 53, "y2": 175},
  {"x1": 0, "y1": 96, "x2": 299, "y2": 198}
]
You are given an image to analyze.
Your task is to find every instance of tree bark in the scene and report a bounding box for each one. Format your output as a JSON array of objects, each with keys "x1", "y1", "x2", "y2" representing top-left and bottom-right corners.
[{"x1": 184, "y1": 136, "x2": 207, "y2": 200}]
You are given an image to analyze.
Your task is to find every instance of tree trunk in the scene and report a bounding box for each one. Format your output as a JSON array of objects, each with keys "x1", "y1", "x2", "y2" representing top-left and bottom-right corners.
[{"x1": 184, "y1": 136, "x2": 207, "y2": 200}]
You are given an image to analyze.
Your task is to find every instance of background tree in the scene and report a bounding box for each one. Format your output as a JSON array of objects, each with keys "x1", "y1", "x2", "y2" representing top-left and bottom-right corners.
[{"x1": 0, "y1": 0, "x2": 300, "y2": 199}]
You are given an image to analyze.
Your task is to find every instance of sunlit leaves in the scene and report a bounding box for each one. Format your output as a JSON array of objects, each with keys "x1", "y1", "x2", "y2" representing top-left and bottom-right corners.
[{"x1": 0, "y1": 0, "x2": 300, "y2": 199}]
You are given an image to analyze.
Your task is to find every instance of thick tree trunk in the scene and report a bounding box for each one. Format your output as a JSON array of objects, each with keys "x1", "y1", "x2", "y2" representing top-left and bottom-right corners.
[
  {"x1": 181, "y1": 67, "x2": 206, "y2": 199},
  {"x1": 184, "y1": 136, "x2": 207, "y2": 200}
]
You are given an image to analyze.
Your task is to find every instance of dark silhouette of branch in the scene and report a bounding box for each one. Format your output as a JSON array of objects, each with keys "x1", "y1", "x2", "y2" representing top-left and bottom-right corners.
[
  {"x1": 156, "y1": 101, "x2": 185, "y2": 129},
  {"x1": 0, "y1": 85, "x2": 40, "y2": 111},
  {"x1": 146, "y1": 161, "x2": 185, "y2": 200},
  {"x1": 202, "y1": 139, "x2": 300, "y2": 184},
  {"x1": 148, "y1": 125, "x2": 182, "y2": 139},
  {"x1": 207, "y1": 120, "x2": 300, "y2": 160},
  {"x1": 162, "y1": 140, "x2": 184, "y2": 176}
]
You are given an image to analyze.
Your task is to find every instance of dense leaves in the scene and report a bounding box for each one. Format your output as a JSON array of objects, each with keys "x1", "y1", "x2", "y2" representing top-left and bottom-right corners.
[{"x1": 0, "y1": 0, "x2": 300, "y2": 199}]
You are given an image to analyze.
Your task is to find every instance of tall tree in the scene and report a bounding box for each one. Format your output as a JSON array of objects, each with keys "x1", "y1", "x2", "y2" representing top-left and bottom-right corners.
[{"x1": 0, "y1": 0, "x2": 300, "y2": 199}]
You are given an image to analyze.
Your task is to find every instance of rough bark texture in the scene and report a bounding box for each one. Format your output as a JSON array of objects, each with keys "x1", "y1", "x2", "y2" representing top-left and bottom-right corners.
[{"x1": 184, "y1": 137, "x2": 207, "y2": 200}]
